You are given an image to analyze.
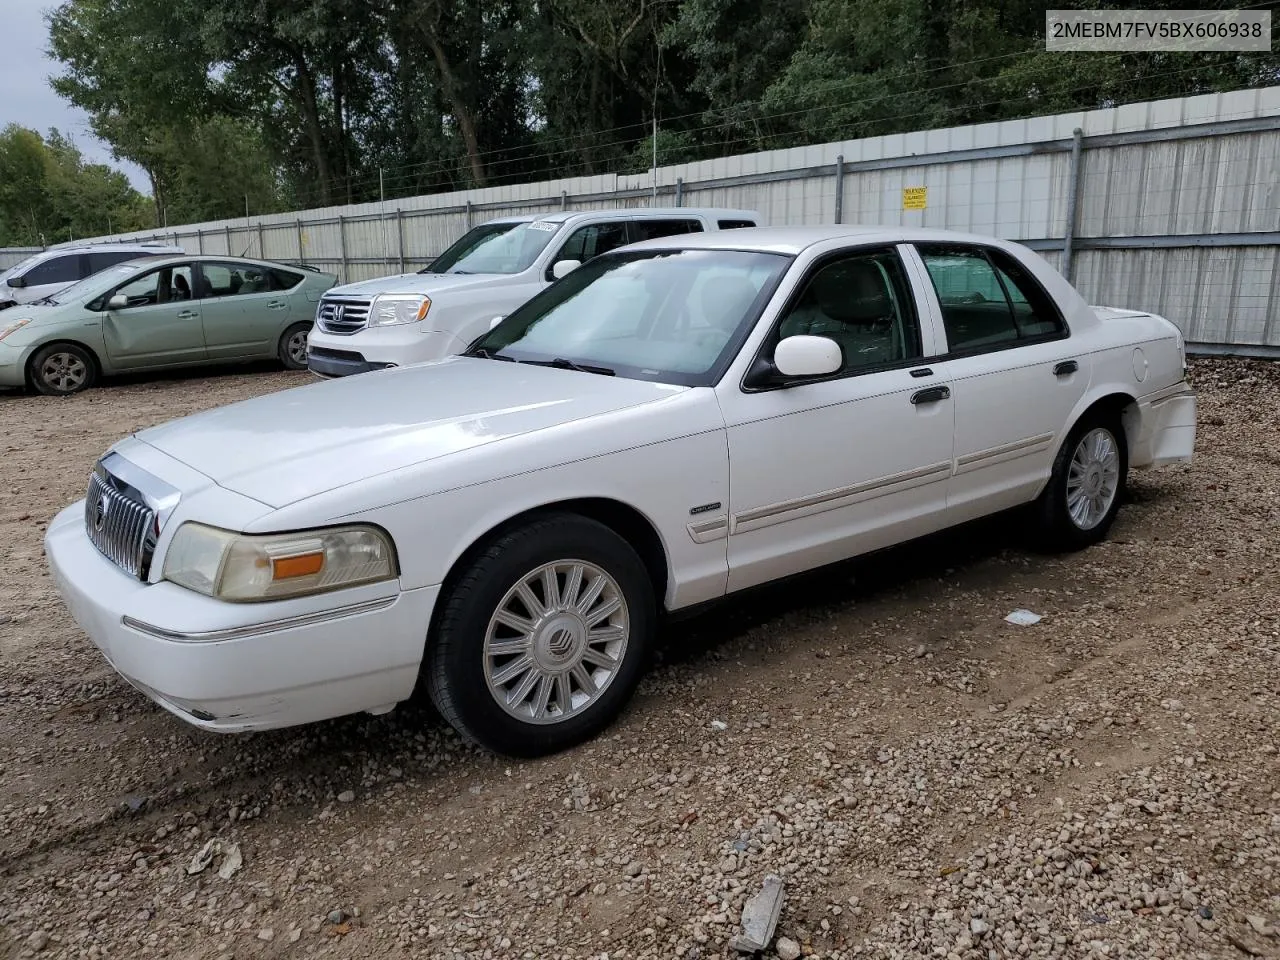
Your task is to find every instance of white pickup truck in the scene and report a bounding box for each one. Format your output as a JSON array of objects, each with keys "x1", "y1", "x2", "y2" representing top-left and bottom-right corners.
[{"x1": 305, "y1": 207, "x2": 760, "y2": 377}]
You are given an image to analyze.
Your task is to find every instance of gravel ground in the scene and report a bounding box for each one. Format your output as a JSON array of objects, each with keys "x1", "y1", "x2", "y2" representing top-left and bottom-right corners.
[{"x1": 0, "y1": 357, "x2": 1277, "y2": 960}]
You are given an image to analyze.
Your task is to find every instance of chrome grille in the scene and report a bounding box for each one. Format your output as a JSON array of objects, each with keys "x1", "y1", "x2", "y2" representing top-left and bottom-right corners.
[
  {"x1": 316, "y1": 296, "x2": 373, "y2": 335},
  {"x1": 84, "y1": 468, "x2": 157, "y2": 580}
]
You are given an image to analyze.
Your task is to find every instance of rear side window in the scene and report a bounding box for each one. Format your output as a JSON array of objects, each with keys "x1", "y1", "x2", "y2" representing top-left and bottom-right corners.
[
  {"x1": 629, "y1": 218, "x2": 705, "y2": 242},
  {"x1": 916, "y1": 244, "x2": 1067, "y2": 354},
  {"x1": 717, "y1": 219, "x2": 757, "y2": 229},
  {"x1": 270, "y1": 268, "x2": 304, "y2": 289},
  {"x1": 22, "y1": 255, "x2": 85, "y2": 286}
]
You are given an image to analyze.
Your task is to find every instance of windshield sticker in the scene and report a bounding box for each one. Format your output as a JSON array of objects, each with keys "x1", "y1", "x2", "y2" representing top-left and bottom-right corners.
[{"x1": 527, "y1": 221, "x2": 559, "y2": 232}]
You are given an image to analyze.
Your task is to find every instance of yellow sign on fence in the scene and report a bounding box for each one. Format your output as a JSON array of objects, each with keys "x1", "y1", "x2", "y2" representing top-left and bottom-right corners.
[{"x1": 902, "y1": 186, "x2": 927, "y2": 210}]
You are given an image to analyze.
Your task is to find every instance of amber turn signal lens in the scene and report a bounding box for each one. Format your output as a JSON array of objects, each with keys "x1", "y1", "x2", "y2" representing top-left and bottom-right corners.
[{"x1": 271, "y1": 552, "x2": 325, "y2": 580}]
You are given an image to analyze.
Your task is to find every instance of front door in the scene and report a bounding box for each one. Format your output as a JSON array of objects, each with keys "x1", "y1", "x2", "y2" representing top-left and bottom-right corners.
[
  {"x1": 715, "y1": 245, "x2": 956, "y2": 594},
  {"x1": 910, "y1": 243, "x2": 1091, "y2": 520},
  {"x1": 101, "y1": 263, "x2": 206, "y2": 369},
  {"x1": 195, "y1": 262, "x2": 287, "y2": 359}
]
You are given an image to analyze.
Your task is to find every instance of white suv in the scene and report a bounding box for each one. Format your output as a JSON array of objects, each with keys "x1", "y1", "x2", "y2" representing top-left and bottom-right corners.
[
  {"x1": 0, "y1": 241, "x2": 185, "y2": 310},
  {"x1": 305, "y1": 207, "x2": 760, "y2": 377}
]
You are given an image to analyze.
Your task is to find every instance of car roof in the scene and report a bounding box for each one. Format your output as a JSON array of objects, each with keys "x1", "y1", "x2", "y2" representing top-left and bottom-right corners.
[
  {"x1": 618, "y1": 224, "x2": 1031, "y2": 255},
  {"x1": 42, "y1": 241, "x2": 184, "y2": 253},
  {"x1": 482, "y1": 207, "x2": 759, "y2": 226},
  {"x1": 108, "y1": 254, "x2": 320, "y2": 271}
]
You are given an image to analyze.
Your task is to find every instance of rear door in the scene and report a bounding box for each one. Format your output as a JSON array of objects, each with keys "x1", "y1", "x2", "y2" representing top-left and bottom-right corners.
[
  {"x1": 101, "y1": 262, "x2": 206, "y2": 368},
  {"x1": 906, "y1": 242, "x2": 1089, "y2": 520},
  {"x1": 195, "y1": 262, "x2": 291, "y2": 359}
]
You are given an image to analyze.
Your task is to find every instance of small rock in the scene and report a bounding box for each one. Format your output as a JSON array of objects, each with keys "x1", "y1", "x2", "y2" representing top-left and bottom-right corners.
[
  {"x1": 257, "y1": 928, "x2": 274, "y2": 942},
  {"x1": 26, "y1": 931, "x2": 50, "y2": 952},
  {"x1": 775, "y1": 936, "x2": 802, "y2": 960},
  {"x1": 913, "y1": 644, "x2": 927, "y2": 658},
  {"x1": 624, "y1": 861, "x2": 642, "y2": 877},
  {"x1": 337, "y1": 791, "x2": 355, "y2": 803},
  {"x1": 327, "y1": 909, "x2": 347, "y2": 925},
  {"x1": 288, "y1": 927, "x2": 303, "y2": 943},
  {"x1": 1199, "y1": 906, "x2": 1214, "y2": 920},
  {"x1": 970, "y1": 918, "x2": 990, "y2": 936}
]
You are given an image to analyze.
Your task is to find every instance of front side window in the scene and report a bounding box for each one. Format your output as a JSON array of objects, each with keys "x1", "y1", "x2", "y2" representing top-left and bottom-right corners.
[
  {"x1": 23, "y1": 255, "x2": 84, "y2": 286},
  {"x1": 917, "y1": 244, "x2": 1067, "y2": 353},
  {"x1": 424, "y1": 220, "x2": 561, "y2": 275},
  {"x1": 772, "y1": 248, "x2": 923, "y2": 375},
  {"x1": 471, "y1": 248, "x2": 791, "y2": 386},
  {"x1": 111, "y1": 265, "x2": 195, "y2": 309}
]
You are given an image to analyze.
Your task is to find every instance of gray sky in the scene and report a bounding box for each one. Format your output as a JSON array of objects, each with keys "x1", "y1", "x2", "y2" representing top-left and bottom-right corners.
[{"x1": 2, "y1": 0, "x2": 150, "y2": 192}]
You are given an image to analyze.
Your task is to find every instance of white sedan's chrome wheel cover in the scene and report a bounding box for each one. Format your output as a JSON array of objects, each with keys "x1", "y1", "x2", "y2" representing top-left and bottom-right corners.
[
  {"x1": 483, "y1": 559, "x2": 629, "y2": 725},
  {"x1": 40, "y1": 352, "x2": 88, "y2": 392},
  {"x1": 1066, "y1": 427, "x2": 1120, "y2": 530}
]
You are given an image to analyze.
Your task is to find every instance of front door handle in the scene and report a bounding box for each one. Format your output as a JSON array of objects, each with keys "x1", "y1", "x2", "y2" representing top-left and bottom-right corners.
[
  {"x1": 1054, "y1": 360, "x2": 1079, "y2": 376},
  {"x1": 267, "y1": 300, "x2": 287, "y2": 310},
  {"x1": 176, "y1": 310, "x2": 198, "y2": 319},
  {"x1": 911, "y1": 385, "x2": 951, "y2": 405}
]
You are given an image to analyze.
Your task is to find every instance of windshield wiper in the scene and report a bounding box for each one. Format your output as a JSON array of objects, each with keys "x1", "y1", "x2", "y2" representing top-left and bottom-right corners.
[
  {"x1": 520, "y1": 357, "x2": 616, "y2": 376},
  {"x1": 466, "y1": 346, "x2": 515, "y2": 361}
]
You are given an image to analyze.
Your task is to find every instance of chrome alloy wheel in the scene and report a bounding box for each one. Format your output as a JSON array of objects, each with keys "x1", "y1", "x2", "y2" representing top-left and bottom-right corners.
[
  {"x1": 286, "y1": 328, "x2": 309, "y2": 366},
  {"x1": 1065, "y1": 427, "x2": 1121, "y2": 530},
  {"x1": 39, "y1": 351, "x2": 89, "y2": 392},
  {"x1": 483, "y1": 559, "x2": 630, "y2": 725}
]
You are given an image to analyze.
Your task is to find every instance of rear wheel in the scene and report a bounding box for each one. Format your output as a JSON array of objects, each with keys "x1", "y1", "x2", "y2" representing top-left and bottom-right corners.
[
  {"x1": 1032, "y1": 411, "x2": 1127, "y2": 551},
  {"x1": 278, "y1": 322, "x2": 311, "y2": 370},
  {"x1": 425, "y1": 513, "x2": 655, "y2": 757},
  {"x1": 29, "y1": 343, "x2": 97, "y2": 396}
]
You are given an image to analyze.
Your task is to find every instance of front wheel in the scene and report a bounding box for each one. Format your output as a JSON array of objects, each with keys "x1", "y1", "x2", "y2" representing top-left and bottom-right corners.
[
  {"x1": 1031, "y1": 412, "x2": 1128, "y2": 551},
  {"x1": 29, "y1": 343, "x2": 97, "y2": 396},
  {"x1": 425, "y1": 513, "x2": 655, "y2": 757},
  {"x1": 278, "y1": 322, "x2": 311, "y2": 370}
]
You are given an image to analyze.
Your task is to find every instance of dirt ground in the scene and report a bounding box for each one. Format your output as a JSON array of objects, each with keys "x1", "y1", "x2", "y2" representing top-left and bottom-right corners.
[{"x1": 0, "y1": 357, "x2": 1277, "y2": 960}]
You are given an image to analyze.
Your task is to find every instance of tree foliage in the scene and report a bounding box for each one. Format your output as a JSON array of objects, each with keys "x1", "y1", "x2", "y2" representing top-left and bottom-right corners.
[
  {"x1": 0, "y1": 125, "x2": 150, "y2": 246},
  {"x1": 37, "y1": 0, "x2": 1280, "y2": 228}
]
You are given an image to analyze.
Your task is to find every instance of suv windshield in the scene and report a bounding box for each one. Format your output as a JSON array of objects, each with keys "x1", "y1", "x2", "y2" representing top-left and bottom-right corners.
[
  {"x1": 45, "y1": 261, "x2": 147, "y2": 305},
  {"x1": 423, "y1": 220, "x2": 561, "y2": 275},
  {"x1": 468, "y1": 248, "x2": 790, "y2": 386}
]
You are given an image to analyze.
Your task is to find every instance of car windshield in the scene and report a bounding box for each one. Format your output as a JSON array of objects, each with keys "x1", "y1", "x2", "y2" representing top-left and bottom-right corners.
[
  {"x1": 0, "y1": 254, "x2": 43, "y2": 283},
  {"x1": 44, "y1": 262, "x2": 146, "y2": 305},
  {"x1": 468, "y1": 248, "x2": 791, "y2": 386},
  {"x1": 423, "y1": 220, "x2": 561, "y2": 275}
]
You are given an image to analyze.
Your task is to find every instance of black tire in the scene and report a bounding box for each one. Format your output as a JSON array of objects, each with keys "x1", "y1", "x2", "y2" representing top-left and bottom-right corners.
[
  {"x1": 426, "y1": 512, "x2": 656, "y2": 757},
  {"x1": 1031, "y1": 410, "x2": 1128, "y2": 552},
  {"x1": 29, "y1": 342, "x2": 98, "y2": 396},
  {"x1": 278, "y1": 322, "x2": 311, "y2": 370}
]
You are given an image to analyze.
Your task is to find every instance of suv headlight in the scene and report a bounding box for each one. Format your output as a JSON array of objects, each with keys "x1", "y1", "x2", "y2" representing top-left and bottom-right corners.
[
  {"x1": 162, "y1": 522, "x2": 398, "y2": 602},
  {"x1": 370, "y1": 294, "x2": 430, "y2": 327}
]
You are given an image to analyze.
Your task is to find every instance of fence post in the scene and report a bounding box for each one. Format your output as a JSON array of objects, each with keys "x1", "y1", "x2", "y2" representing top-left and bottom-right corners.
[
  {"x1": 196, "y1": 229, "x2": 204, "y2": 254},
  {"x1": 465, "y1": 201, "x2": 473, "y2": 229},
  {"x1": 675, "y1": 178, "x2": 684, "y2": 207},
  {"x1": 396, "y1": 209, "x2": 406, "y2": 273},
  {"x1": 256, "y1": 221, "x2": 266, "y2": 260},
  {"x1": 833, "y1": 154, "x2": 845, "y2": 224},
  {"x1": 1062, "y1": 127, "x2": 1084, "y2": 283},
  {"x1": 561, "y1": 190, "x2": 569, "y2": 211},
  {"x1": 224, "y1": 225, "x2": 232, "y2": 255},
  {"x1": 338, "y1": 215, "x2": 348, "y2": 283}
]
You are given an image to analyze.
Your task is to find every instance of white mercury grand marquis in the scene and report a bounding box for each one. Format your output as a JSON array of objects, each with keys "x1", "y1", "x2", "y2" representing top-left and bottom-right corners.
[{"x1": 44, "y1": 226, "x2": 1197, "y2": 757}]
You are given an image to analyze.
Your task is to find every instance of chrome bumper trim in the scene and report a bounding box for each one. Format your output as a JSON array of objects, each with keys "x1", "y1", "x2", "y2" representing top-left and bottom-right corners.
[{"x1": 121, "y1": 595, "x2": 397, "y2": 643}]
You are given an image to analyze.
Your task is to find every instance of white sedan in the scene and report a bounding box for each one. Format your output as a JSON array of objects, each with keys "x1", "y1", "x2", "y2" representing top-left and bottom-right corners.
[{"x1": 44, "y1": 226, "x2": 1197, "y2": 757}]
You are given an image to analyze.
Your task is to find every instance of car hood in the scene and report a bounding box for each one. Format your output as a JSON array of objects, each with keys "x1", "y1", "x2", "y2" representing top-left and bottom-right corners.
[
  {"x1": 132, "y1": 357, "x2": 688, "y2": 508},
  {"x1": 327, "y1": 271, "x2": 519, "y2": 299}
]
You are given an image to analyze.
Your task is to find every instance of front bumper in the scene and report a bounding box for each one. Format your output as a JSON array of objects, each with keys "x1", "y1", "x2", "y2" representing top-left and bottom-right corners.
[
  {"x1": 306, "y1": 325, "x2": 468, "y2": 376},
  {"x1": 44, "y1": 503, "x2": 439, "y2": 732},
  {"x1": 0, "y1": 342, "x2": 27, "y2": 387}
]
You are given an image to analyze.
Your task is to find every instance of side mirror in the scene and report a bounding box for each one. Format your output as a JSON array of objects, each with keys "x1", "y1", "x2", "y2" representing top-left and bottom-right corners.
[
  {"x1": 108, "y1": 294, "x2": 128, "y2": 310},
  {"x1": 773, "y1": 335, "x2": 842, "y2": 379},
  {"x1": 551, "y1": 259, "x2": 581, "y2": 280},
  {"x1": 7, "y1": 276, "x2": 25, "y2": 289},
  {"x1": 489, "y1": 315, "x2": 505, "y2": 330}
]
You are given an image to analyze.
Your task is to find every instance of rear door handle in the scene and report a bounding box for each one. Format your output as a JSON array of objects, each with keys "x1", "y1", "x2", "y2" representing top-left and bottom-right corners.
[
  {"x1": 267, "y1": 300, "x2": 287, "y2": 310},
  {"x1": 176, "y1": 310, "x2": 198, "y2": 319},
  {"x1": 1054, "y1": 360, "x2": 1079, "y2": 376},
  {"x1": 911, "y1": 385, "x2": 951, "y2": 405}
]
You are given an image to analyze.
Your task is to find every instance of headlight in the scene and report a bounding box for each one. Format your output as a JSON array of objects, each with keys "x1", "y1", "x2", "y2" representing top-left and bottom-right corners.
[
  {"x1": 161, "y1": 522, "x2": 398, "y2": 602},
  {"x1": 0, "y1": 318, "x2": 32, "y2": 341},
  {"x1": 370, "y1": 294, "x2": 430, "y2": 327}
]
